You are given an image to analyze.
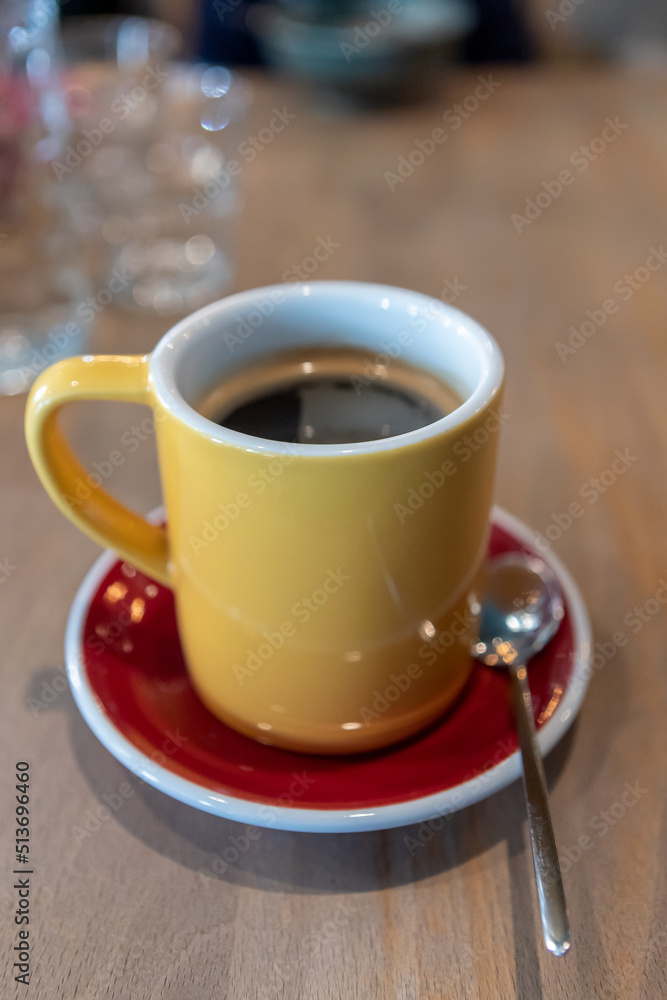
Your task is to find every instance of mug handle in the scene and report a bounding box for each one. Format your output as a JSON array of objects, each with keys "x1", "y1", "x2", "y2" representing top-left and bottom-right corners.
[{"x1": 24, "y1": 355, "x2": 170, "y2": 586}]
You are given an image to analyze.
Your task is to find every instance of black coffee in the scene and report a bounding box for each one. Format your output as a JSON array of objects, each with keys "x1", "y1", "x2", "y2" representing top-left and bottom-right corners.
[{"x1": 197, "y1": 347, "x2": 462, "y2": 445}]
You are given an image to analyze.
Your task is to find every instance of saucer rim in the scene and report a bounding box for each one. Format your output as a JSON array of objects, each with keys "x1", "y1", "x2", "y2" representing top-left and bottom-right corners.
[{"x1": 65, "y1": 506, "x2": 592, "y2": 834}]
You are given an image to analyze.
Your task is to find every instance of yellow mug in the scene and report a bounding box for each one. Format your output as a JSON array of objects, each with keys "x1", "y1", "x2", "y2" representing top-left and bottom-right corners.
[{"x1": 25, "y1": 281, "x2": 504, "y2": 754}]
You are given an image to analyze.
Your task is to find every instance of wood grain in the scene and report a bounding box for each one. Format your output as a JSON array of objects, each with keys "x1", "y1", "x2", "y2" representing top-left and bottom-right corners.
[{"x1": 2, "y1": 66, "x2": 667, "y2": 1000}]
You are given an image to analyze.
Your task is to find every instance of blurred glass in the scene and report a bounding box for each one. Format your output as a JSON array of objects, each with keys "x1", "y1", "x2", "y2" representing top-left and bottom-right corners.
[
  {"x1": 58, "y1": 18, "x2": 248, "y2": 317},
  {"x1": 103, "y1": 64, "x2": 249, "y2": 317},
  {"x1": 0, "y1": 0, "x2": 91, "y2": 394},
  {"x1": 57, "y1": 17, "x2": 183, "y2": 252}
]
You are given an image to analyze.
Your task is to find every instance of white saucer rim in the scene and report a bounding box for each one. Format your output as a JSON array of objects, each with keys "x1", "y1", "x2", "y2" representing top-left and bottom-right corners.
[{"x1": 64, "y1": 505, "x2": 592, "y2": 834}]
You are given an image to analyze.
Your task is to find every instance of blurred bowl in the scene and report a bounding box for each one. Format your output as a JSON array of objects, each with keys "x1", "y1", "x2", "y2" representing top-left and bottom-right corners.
[{"x1": 248, "y1": 0, "x2": 476, "y2": 105}]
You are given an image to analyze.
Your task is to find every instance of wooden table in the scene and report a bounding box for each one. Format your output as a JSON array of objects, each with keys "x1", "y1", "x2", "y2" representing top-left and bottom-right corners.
[{"x1": 2, "y1": 65, "x2": 667, "y2": 999}]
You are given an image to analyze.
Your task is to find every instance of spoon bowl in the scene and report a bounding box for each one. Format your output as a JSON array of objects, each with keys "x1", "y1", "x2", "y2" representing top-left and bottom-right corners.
[{"x1": 474, "y1": 552, "x2": 565, "y2": 667}]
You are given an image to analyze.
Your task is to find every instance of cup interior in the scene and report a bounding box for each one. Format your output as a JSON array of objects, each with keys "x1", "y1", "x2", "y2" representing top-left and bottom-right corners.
[{"x1": 150, "y1": 281, "x2": 503, "y2": 453}]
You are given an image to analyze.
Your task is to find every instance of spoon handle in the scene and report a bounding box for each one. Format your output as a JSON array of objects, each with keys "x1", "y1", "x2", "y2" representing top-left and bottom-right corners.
[{"x1": 509, "y1": 662, "x2": 570, "y2": 956}]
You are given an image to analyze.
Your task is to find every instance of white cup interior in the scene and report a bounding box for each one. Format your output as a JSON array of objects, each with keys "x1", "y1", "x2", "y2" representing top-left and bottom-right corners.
[{"x1": 150, "y1": 281, "x2": 504, "y2": 455}]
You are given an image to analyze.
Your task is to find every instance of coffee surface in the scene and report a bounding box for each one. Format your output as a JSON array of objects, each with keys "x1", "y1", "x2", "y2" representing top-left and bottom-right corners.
[{"x1": 196, "y1": 347, "x2": 463, "y2": 444}]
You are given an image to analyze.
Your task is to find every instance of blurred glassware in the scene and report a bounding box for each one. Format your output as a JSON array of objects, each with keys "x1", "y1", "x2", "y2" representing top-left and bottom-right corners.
[
  {"x1": 57, "y1": 18, "x2": 248, "y2": 318},
  {"x1": 0, "y1": 1, "x2": 70, "y2": 148},
  {"x1": 111, "y1": 64, "x2": 249, "y2": 318},
  {"x1": 0, "y1": 0, "x2": 92, "y2": 395},
  {"x1": 70, "y1": 62, "x2": 248, "y2": 318},
  {"x1": 56, "y1": 17, "x2": 183, "y2": 252},
  {"x1": 248, "y1": 0, "x2": 476, "y2": 106}
]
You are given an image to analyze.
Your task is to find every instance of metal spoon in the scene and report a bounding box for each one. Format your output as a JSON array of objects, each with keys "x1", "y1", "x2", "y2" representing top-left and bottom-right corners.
[{"x1": 472, "y1": 551, "x2": 570, "y2": 956}]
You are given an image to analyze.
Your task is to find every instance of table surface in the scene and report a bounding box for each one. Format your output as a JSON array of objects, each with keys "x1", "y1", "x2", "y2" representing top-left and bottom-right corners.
[{"x1": 2, "y1": 65, "x2": 667, "y2": 1000}]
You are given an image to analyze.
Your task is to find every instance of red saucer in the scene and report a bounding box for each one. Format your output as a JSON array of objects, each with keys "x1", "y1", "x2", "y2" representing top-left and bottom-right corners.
[{"x1": 66, "y1": 508, "x2": 590, "y2": 831}]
